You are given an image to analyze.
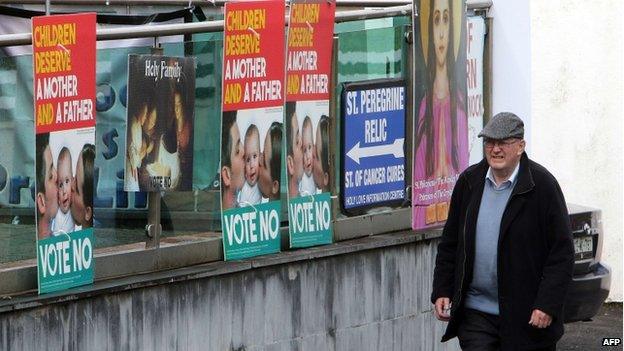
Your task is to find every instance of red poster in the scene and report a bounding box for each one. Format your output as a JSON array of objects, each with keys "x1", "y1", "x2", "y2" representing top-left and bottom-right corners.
[
  {"x1": 285, "y1": 0, "x2": 336, "y2": 248},
  {"x1": 32, "y1": 13, "x2": 96, "y2": 293},
  {"x1": 222, "y1": 1, "x2": 285, "y2": 112},
  {"x1": 33, "y1": 13, "x2": 96, "y2": 134},
  {"x1": 286, "y1": 1, "x2": 335, "y2": 102},
  {"x1": 220, "y1": 1, "x2": 285, "y2": 260}
]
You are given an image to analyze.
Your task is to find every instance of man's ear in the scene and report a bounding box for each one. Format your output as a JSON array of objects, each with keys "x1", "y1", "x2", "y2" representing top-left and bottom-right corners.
[
  {"x1": 287, "y1": 155, "x2": 294, "y2": 176},
  {"x1": 221, "y1": 166, "x2": 231, "y2": 187},
  {"x1": 36, "y1": 192, "x2": 46, "y2": 215},
  {"x1": 271, "y1": 180, "x2": 279, "y2": 196},
  {"x1": 518, "y1": 140, "x2": 526, "y2": 155}
]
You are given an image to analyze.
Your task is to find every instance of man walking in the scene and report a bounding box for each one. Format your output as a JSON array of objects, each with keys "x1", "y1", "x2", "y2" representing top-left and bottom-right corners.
[{"x1": 431, "y1": 112, "x2": 574, "y2": 350}]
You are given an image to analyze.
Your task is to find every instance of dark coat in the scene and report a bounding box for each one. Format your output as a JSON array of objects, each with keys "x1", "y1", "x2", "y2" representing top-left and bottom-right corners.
[{"x1": 431, "y1": 153, "x2": 575, "y2": 350}]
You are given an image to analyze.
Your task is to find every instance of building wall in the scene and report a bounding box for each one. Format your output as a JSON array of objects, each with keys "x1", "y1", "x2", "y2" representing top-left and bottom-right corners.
[
  {"x1": 530, "y1": 0, "x2": 623, "y2": 301},
  {"x1": 0, "y1": 238, "x2": 461, "y2": 351},
  {"x1": 489, "y1": 0, "x2": 532, "y2": 153},
  {"x1": 490, "y1": 0, "x2": 622, "y2": 301}
]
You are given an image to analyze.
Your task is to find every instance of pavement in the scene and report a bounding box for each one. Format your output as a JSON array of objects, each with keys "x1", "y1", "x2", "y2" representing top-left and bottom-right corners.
[{"x1": 559, "y1": 303, "x2": 623, "y2": 350}]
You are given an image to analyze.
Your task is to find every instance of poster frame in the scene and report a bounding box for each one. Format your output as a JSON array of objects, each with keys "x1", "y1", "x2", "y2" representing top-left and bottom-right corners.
[
  {"x1": 32, "y1": 12, "x2": 97, "y2": 294},
  {"x1": 219, "y1": 0, "x2": 285, "y2": 261}
]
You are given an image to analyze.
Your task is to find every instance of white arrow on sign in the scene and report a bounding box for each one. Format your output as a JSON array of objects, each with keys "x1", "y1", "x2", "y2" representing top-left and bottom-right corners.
[{"x1": 346, "y1": 138, "x2": 404, "y2": 164}]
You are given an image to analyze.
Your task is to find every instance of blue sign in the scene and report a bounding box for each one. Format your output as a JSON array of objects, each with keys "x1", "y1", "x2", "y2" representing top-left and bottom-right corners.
[{"x1": 341, "y1": 79, "x2": 406, "y2": 213}]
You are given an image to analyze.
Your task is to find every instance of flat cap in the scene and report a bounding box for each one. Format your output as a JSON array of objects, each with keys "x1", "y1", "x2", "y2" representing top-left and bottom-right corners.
[{"x1": 478, "y1": 112, "x2": 524, "y2": 139}]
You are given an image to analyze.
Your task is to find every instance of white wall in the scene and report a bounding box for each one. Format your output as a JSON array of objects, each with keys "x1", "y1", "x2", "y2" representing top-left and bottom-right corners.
[
  {"x1": 489, "y1": 0, "x2": 532, "y2": 152},
  {"x1": 530, "y1": 0, "x2": 623, "y2": 302},
  {"x1": 491, "y1": 0, "x2": 623, "y2": 301}
]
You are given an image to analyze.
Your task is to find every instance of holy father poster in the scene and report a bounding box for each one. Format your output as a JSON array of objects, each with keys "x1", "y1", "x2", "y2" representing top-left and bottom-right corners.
[{"x1": 124, "y1": 54, "x2": 196, "y2": 192}]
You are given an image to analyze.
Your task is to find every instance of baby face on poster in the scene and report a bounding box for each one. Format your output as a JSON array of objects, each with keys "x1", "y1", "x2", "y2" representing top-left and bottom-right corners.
[
  {"x1": 289, "y1": 101, "x2": 331, "y2": 197},
  {"x1": 235, "y1": 108, "x2": 283, "y2": 207},
  {"x1": 44, "y1": 129, "x2": 95, "y2": 235}
]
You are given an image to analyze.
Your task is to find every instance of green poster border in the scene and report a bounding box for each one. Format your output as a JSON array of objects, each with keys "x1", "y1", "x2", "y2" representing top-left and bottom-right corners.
[
  {"x1": 37, "y1": 228, "x2": 95, "y2": 294},
  {"x1": 289, "y1": 192, "x2": 333, "y2": 248},
  {"x1": 222, "y1": 200, "x2": 282, "y2": 261}
]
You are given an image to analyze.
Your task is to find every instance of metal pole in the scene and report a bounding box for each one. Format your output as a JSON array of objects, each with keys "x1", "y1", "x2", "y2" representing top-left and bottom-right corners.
[
  {"x1": 405, "y1": 25, "x2": 413, "y2": 205},
  {"x1": 0, "y1": 0, "x2": 413, "y2": 6},
  {"x1": 0, "y1": 0, "x2": 491, "y2": 15},
  {"x1": 336, "y1": 5, "x2": 412, "y2": 23},
  {"x1": 144, "y1": 45, "x2": 163, "y2": 249},
  {"x1": 45, "y1": 0, "x2": 50, "y2": 15},
  {"x1": 0, "y1": 5, "x2": 414, "y2": 47},
  {"x1": 483, "y1": 17, "x2": 494, "y2": 126},
  {"x1": 329, "y1": 35, "x2": 339, "y2": 220},
  {"x1": 1, "y1": 0, "x2": 479, "y2": 13}
]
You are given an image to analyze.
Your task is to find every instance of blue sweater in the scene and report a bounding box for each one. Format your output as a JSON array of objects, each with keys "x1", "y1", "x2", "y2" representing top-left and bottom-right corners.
[{"x1": 464, "y1": 169, "x2": 517, "y2": 315}]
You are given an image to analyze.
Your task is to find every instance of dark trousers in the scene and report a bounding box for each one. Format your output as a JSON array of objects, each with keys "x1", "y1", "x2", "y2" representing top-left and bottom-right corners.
[{"x1": 457, "y1": 308, "x2": 556, "y2": 351}]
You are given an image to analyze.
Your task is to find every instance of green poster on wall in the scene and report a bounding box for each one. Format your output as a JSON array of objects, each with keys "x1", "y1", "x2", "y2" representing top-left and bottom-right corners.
[
  {"x1": 37, "y1": 228, "x2": 94, "y2": 293},
  {"x1": 288, "y1": 192, "x2": 332, "y2": 247},
  {"x1": 222, "y1": 201, "x2": 281, "y2": 260}
]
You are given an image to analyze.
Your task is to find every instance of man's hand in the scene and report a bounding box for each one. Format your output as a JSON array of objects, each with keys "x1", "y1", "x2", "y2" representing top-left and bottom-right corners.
[
  {"x1": 434, "y1": 297, "x2": 452, "y2": 322},
  {"x1": 529, "y1": 309, "x2": 552, "y2": 328}
]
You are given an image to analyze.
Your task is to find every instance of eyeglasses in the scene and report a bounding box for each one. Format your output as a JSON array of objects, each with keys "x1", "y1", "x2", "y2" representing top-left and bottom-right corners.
[{"x1": 483, "y1": 138, "x2": 521, "y2": 149}]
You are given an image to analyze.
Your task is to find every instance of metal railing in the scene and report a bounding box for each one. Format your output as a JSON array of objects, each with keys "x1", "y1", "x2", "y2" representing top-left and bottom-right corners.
[
  {"x1": 0, "y1": 1, "x2": 492, "y2": 296},
  {"x1": 0, "y1": 0, "x2": 490, "y2": 7},
  {"x1": 1, "y1": 0, "x2": 412, "y2": 5},
  {"x1": 0, "y1": 0, "x2": 492, "y2": 47},
  {"x1": 0, "y1": 5, "x2": 414, "y2": 47}
]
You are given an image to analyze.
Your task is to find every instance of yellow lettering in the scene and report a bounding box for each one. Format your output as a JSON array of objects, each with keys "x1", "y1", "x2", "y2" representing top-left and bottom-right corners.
[
  {"x1": 33, "y1": 23, "x2": 76, "y2": 48},
  {"x1": 35, "y1": 50, "x2": 72, "y2": 74},
  {"x1": 288, "y1": 27, "x2": 314, "y2": 48},
  {"x1": 290, "y1": 4, "x2": 320, "y2": 24},
  {"x1": 36, "y1": 103, "x2": 54, "y2": 126},
  {"x1": 224, "y1": 83, "x2": 242, "y2": 104},
  {"x1": 287, "y1": 74, "x2": 300, "y2": 95},
  {"x1": 226, "y1": 9, "x2": 266, "y2": 31},
  {"x1": 225, "y1": 34, "x2": 261, "y2": 56}
]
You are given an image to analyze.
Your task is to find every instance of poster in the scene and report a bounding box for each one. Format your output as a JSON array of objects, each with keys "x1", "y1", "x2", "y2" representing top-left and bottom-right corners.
[
  {"x1": 220, "y1": 0, "x2": 285, "y2": 260},
  {"x1": 0, "y1": 15, "x2": 219, "y2": 224},
  {"x1": 124, "y1": 54, "x2": 196, "y2": 192},
  {"x1": 466, "y1": 16, "x2": 485, "y2": 165},
  {"x1": 33, "y1": 13, "x2": 96, "y2": 293},
  {"x1": 341, "y1": 79, "x2": 406, "y2": 214},
  {"x1": 412, "y1": 0, "x2": 468, "y2": 230},
  {"x1": 285, "y1": 0, "x2": 335, "y2": 248}
]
